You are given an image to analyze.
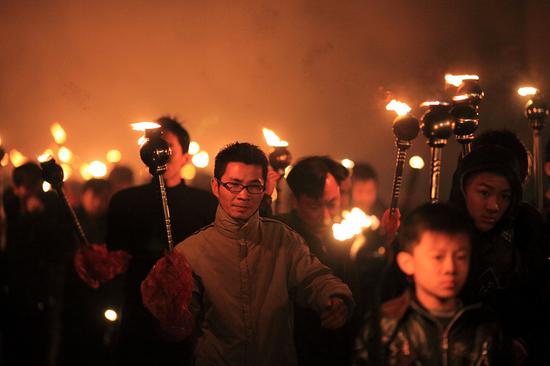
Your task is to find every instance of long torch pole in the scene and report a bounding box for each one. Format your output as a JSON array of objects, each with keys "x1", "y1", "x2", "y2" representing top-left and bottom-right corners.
[{"x1": 429, "y1": 146, "x2": 442, "y2": 203}]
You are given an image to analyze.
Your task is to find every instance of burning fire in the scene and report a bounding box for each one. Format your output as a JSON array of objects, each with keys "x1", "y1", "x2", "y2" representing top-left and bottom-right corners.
[
  {"x1": 188, "y1": 141, "x2": 200, "y2": 155},
  {"x1": 9, "y1": 149, "x2": 27, "y2": 167},
  {"x1": 445, "y1": 74, "x2": 479, "y2": 87},
  {"x1": 420, "y1": 101, "x2": 448, "y2": 107},
  {"x1": 81, "y1": 161, "x2": 107, "y2": 180},
  {"x1": 192, "y1": 151, "x2": 209, "y2": 168},
  {"x1": 61, "y1": 164, "x2": 72, "y2": 181},
  {"x1": 517, "y1": 86, "x2": 539, "y2": 97},
  {"x1": 38, "y1": 151, "x2": 53, "y2": 163},
  {"x1": 106, "y1": 149, "x2": 122, "y2": 163},
  {"x1": 51, "y1": 123, "x2": 67, "y2": 144},
  {"x1": 58, "y1": 146, "x2": 73, "y2": 163},
  {"x1": 262, "y1": 128, "x2": 288, "y2": 147},
  {"x1": 409, "y1": 155, "x2": 425, "y2": 170},
  {"x1": 341, "y1": 158, "x2": 355, "y2": 169},
  {"x1": 131, "y1": 122, "x2": 161, "y2": 131},
  {"x1": 452, "y1": 94, "x2": 470, "y2": 102},
  {"x1": 332, "y1": 208, "x2": 380, "y2": 241},
  {"x1": 386, "y1": 100, "x2": 411, "y2": 117}
]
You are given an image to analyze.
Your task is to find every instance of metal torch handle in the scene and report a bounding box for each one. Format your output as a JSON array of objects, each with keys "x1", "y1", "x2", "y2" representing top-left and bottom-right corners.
[
  {"x1": 157, "y1": 174, "x2": 174, "y2": 251},
  {"x1": 56, "y1": 188, "x2": 90, "y2": 246},
  {"x1": 429, "y1": 147, "x2": 442, "y2": 203},
  {"x1": 390, "y1": 147, "x2": 408, "y2": 217},
  {"x1": 533, "y1": 129, "x2": 543, "y2": 211}
]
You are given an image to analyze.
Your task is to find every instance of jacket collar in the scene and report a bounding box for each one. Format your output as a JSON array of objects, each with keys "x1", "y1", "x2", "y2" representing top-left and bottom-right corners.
[{"x1": 214, "y1": 205, "x2": 261, "y2": 243}]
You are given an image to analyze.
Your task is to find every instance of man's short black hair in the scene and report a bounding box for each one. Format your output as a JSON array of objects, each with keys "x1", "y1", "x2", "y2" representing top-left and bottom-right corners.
[
  {"x1": 82, "y1": 178, "x2": 111, "y2": 196},
  {"x1": 156, "y1": 115, "x2": 191, "y2": 153},
  {"x1": 472, "y1": 129, "x2": 530, "y2": 183},
  {"x1": 398, "y1": 202, "x2": 473, "y2": 253},
  {"x1": 214, "y1": 142, "x2": 268, "y2": 181},
  {"x1": 352, "y1": 163, "x2": 378, "y2": 182},
  {"x1": 286, "y1": 156, "x2": 343, "y2": 199},
  {"x1": 12, "y1": 162, "x2": 43, "y2": 191}
]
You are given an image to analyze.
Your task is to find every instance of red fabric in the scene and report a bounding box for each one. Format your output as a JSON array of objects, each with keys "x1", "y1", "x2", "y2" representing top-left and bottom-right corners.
[
  {"x1": 74, "y1": 243, "x2": 131, "y2": 288},
  {"x1": 141, "y1": 250, "x2": 194, "y2": 340}
]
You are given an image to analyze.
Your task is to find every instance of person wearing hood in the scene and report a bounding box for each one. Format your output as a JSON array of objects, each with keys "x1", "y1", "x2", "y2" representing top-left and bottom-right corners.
[{"x1": 448, "y1": 145, "x2": 549, "y2": 364}]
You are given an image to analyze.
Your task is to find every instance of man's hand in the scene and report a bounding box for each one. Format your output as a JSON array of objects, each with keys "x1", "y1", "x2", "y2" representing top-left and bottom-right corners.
[
  {"x1": 381, "y1": 208, "x2": 400, "y2": 245},
  {"x1": 265, "y1": 165, "x2": 283, "y2": 196},
  {"x1": 320, "y1": 297, "x2": 348, "y2": 329}
]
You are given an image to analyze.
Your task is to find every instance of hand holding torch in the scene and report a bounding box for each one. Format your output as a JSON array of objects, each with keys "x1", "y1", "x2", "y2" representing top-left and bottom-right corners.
[
  {"x1": 420, "y1": 102, "x2": 455, "y2": 203},
  {"x1": 262, "y1": 128, "x2": 292, "y2": 214}
]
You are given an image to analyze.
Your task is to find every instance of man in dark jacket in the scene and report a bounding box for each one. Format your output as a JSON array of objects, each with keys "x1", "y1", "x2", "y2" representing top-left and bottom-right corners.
[{"x1": 106, "y1": 116, "x2": 218, "y2": 365}]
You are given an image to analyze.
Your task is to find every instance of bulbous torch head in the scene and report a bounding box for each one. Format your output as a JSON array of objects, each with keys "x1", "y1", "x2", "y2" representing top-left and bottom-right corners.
[
  {"x1": 40, "y1": 158, "x2": 64, "y2": 190},
  {"x1": 451, "y1": 104, "x2": 479, "y2": 144},
  {"x1": 421, "y1": 103, "x2": 455, "y2": 147},
  {"x1": 140, "y1": 128, "x2": 172, "y2": 175},
  {"x1": 392, "y1": 114, "x2": 420, "y2": 142},
  {"x1": 269, "y1": 147, "x2": 292, "y2": 175},
  {"x1": 456, "y1": 80, "x2": 484, "y2": 107},
  {"x1": 524, "y1": 97, "x2": 548, "y2": 130}
]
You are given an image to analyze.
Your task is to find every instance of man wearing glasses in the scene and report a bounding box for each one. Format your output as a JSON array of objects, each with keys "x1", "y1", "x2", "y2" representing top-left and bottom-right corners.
[{"x1": 171, "y1": 142, "x2": 354, "y2": 366}]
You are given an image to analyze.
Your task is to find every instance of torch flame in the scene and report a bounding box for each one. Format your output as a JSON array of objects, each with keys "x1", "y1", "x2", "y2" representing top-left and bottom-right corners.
[
  {"x1": 262, "y1": 128, "x2": 289, "y2": 147},
  {"x1": 517, "y1": 86, "x2": 539, "y2": 97},
  {"x1": 58, "y1": 146, "x2": 73, "y2": 163},
  {"x1": 131, "y1": 122, "x2": 161, "y2": 131},
  {"x1": 341, "y1": 158, "x2": 355, "y2": 169},
  {"x1": 38, "y1": 151, "x2": 54, "y2": 163},
  {"x1": 9, "y1": 149, "x2": 27, "y2": 167},
  {"x1": 51, "y1": 123, "x2": 67, "y2": 144},
  {"x1": 106, "y1": 149, "x2": 122, "y2": 163},
  {"x1": 61, "y1": 164, "x2": 72, "y2": 181},
  {"x1": 188, "y1": 141, "x2": 200, "y2": 155},
  {"x1": 445, "y1": 74, "x2": 479, "y2": 87},
  {"x1": 409, "y1": 155, "x2": 425, "y2": 170},
  {"x1": 385, "y1": 100, "x2": 411, "y2": 117},
  {"x1": 192, "y1": 151, "x2": 209, "y2": 168},
  {"x1": 332, "y1": 208, "x2": 379, "y2": 241},
  {"x1": 420, "y1": 100, "x2": 450, "y2": 107},
  {"x1": 137, "y1": 136, "x2": 147, "y2": 147},
  {"x1": 452, "y1": 94, "x2": 470, "y2": 102}
]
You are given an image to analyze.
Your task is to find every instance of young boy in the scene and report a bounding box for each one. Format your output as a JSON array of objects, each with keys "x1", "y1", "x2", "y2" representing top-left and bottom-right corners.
[{"x1": 353, "y1": 203, "x2": 508, "y2": 365}]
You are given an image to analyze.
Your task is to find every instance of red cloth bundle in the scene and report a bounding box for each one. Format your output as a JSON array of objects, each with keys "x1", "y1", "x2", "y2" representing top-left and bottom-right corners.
[
  {"x1": 74, "y1": 243, "x2": 131, "y2": 288},
  {"x1": 141, "y1": 250, "x2": 194, "y2": 339}
]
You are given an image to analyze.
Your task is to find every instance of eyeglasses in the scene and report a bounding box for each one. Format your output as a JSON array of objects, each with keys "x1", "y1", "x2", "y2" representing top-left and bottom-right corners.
[{"x1": 217, "y1": 180, "x2": 265, "y2": 194}]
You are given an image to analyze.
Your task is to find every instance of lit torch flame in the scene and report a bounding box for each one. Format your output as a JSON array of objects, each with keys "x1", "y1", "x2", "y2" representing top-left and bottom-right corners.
[
  {"x1": 517, "y1": 86, "x2": 539, "y2": 97},
  {"x1": 9, "y1": 149, "x2": 27, "y2": 167},
  {"x1": 386, "y1": 99, "x2": 411, "y2": 117},
  {"x1": 131, "y1": 122, "x2": 161, "y2": 131},
  {"x1": 445, "y1": 74, "x2": 479, "y2": 87},
  {"x1": 188, "y1": 141, "x2": 200, "y2": 155},
  {"x1": 262, "y1": 128, "x2": 289, "y2": 147},
  {"x1": 332, "y1": 208, "x2": 379, "y2": 241},
  {"x1": 58, "y1": 146, "x2": 73, "y2": 163},
  {"x1": 51, "y1": 123, "x2": 67, "y2": 144},
  {"x1": 106, "y1": 149, "x2": 122, "y2": 163},
  {"x1": 452, "y1": 94, "x2": 470, "y2": 102},
  {"x1": 341, "y1": 158, "x2": 355, "y2": 169},
  {"x1": 38, "y1": 151, "x2": 54, "y2": 163}
]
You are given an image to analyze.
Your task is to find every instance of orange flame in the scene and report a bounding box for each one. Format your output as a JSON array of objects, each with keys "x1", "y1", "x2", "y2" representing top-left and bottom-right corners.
[
  {"x1": 9, "y1": 149, "x2": 27, "y2": 167},
  {"x1": 385, "y1": 99, "x2": 411, "y2": 117},
  {"x1": 131, "y1": 122, "x2": 161, "y2": 131},
  {"x1": 517, "y1": 86, "x2": 539, "y2": 97},
  {"x1": 332, "y1": 208, "x2": 379, "y2": 241},
  {"x1": 51, "y1": 123, "x2": 67, "y2": 144},
  {"x1": 262, "y1": 128, "x2": 289, "y2": 147},
  {"x1": 445, "y1": 74, "x2": 479, "y2": 87}
]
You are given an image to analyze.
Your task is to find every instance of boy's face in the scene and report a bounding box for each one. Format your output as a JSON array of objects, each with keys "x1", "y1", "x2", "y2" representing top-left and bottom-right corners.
[
  {"x1": 397, "y1": 231, "x2": 470, "y2": 310},
  {"x1": 351, "y1": 178, "x2": 377, "y2": 213}
]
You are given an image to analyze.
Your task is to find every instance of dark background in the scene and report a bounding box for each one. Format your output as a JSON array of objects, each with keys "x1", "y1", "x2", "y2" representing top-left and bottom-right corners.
[{"x1": 1, "y1": 0, "x2": 549, "y2": 204}]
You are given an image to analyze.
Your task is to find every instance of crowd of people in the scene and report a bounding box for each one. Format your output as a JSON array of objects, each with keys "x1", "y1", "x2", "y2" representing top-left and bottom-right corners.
[{"x1": 1, "y1": 116, "x2": 549, "y2": 365}]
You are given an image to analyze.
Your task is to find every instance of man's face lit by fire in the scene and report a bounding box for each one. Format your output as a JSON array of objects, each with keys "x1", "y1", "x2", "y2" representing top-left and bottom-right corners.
[
  {"x1": 294, "y1": 173, "x2": 341, "y2": 238},
  {"x1": 212, "y1": 162, "x2": 265, "y2": 221},
  {"x1": 351, "y1": 178, "x2": 377, "y2": 214}
]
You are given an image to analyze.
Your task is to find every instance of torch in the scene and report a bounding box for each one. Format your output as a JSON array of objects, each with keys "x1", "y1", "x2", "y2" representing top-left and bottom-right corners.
[
  {"x1": 385, "y1": 100, "x2": 420, "y2": 216},
  {"x1": 518, "y1": 87, "x2": 548, "y2": 211},
  {"x1": 262, "y1": 128, "x2": 292, "y2": 214},
  {"x1": 132, "y1": 122, "x2": 174, "y2": 250},
  {"x1": 420, "y1": 101, "x2": 455, "y2": 203},
  {"x1": 39, "y1": 153, "x2": 130, "y2": 288}
]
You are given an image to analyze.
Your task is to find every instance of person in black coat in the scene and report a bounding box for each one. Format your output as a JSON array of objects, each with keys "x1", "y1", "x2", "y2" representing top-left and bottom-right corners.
[{"x1": 106, "y1": 116, "x2": 218, "y2": 366}]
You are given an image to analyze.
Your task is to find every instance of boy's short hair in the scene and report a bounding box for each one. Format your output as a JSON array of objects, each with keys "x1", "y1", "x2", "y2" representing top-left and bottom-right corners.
[
  {"x1": 398, "y1": 203, "x2": 473, "y2": 253},
  {"x1": 82, "y1": 178, "x2": 111, "y2": 196},
  {"x1": 214, "y1": 142, "x2": 268, "y2": 181},
  {"x1": 286, "y1": 156, "x2": 344, "y2": 199},
  {"x1": 156, "y1": 115, "x2": 191, "y2": 153}
]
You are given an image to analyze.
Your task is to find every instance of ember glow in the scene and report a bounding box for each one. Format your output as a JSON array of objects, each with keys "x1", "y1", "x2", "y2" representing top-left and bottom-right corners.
[
  {"x1": 58, "y1": 146, "x2": 73, "y2": 163},
  {"x1": 131, "y1": 122, "x2": 161, "y2": 131},
  {"x1": 192, "y1": 151, "x2": 209, "y2": 168},
  {"x1": 51, "y1": 123, "x2": 67, "y2": 144},
  {"x1": 9, "y1": 149, "x2": 27, "y2": 167},
  {"x1": 385, "y1": 99, "x2": 411, "y2": 117},
  {"x1": 341, "y1": 158, "x2": 355, "y2": 169},
  {"x1": 445, "y1": 74, "x2": 479, "y2": 87},
  {"x1": 262, "y1": 128, "x2": 289, "y2": 147},
  {"x1": 332, "y1": 208, "x2": 379, "y2": 241},
  {"x1": 106, "y1": 149, "x2": 122, "y2": 163},
  {"x1": 38, "y1": 149, "x2": 54, "y2": 162},
  {"x1": 188, "y1": 141, "x2": 200, "y2": 155},
  {"x1": 517, "y1": 86, "x2": 539, "y2": 97},
  {"x1": 409, "y1": 155, "x2": 425, "y2": 170}
]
